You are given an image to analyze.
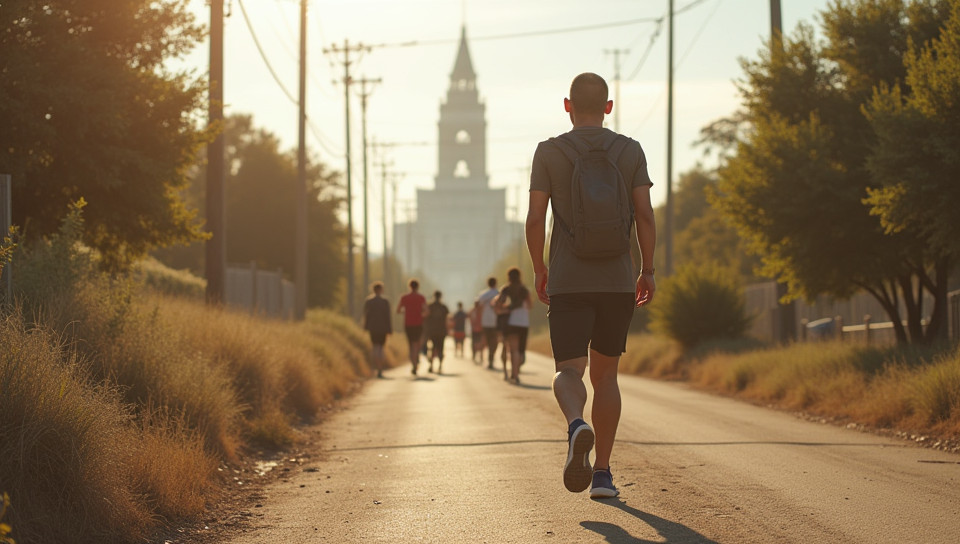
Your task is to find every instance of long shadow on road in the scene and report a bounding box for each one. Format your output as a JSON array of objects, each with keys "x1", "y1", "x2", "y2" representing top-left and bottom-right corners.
[
  {"x1": 325, "y1": 438, "x2": 896, "y2": 454},
  {"x1": 582, "y1": 498, "x2": 719, "y2": 544}
]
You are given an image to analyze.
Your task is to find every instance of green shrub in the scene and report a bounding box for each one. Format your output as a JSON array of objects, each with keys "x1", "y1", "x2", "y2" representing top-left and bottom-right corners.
[
  {"x1": 650, "y1": 264, "x2": 751, "y2": 348},
  {"x1": 134, "y1": 257, "x2": 205, "y2": 299}
]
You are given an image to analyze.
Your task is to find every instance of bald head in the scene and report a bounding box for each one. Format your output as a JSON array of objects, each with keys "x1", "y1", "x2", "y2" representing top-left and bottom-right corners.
[{"x1": 569, "y1": 73, "x2": 609, "y2": 116}]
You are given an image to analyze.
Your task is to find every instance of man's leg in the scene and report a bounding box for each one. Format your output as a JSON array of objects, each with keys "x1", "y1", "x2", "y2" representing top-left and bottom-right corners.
[
  {"x1": 552, "y1": 357, "x2": 588, "y2": 424},
  {"x1": 588, "y1": 350, "x2": 621, "y2": 470}
]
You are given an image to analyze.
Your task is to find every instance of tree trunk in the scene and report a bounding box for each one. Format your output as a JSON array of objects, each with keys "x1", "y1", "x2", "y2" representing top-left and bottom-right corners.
[
  {"x1": 898, "y1": 274, "x2": 924, "y2": 343},
  {"x1": 862, "y1": 280, "x2": 907, "y2": 344},
  {"x1": 923, "y1": 257, "x2": 950, "y2": 343}
]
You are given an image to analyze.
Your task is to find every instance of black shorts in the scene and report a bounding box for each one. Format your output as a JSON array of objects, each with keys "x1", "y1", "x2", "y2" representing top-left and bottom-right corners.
[
  {"x1": 404, "y1": 325, "x2": 423, "y2": 343},
  {"x1": 369, "y1": 331, "x2": 387, "y2": 346},
  {"x1": 548, "y1": 292, "x2": 635, "y2": 362},
  {"x1": 505, "y1": 325, "x2": 528, "y2": 351}
]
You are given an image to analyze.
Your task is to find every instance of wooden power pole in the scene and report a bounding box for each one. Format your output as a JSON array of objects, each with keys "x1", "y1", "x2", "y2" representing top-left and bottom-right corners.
[
  {"x1": 205, "y1": 0, "x2": 226, "y2": 305},
  {"x1": 294, "y1": 0, "x2": 308, "y2": 320},
  {"x1": 324, "y1": 40, "x2": 370, "y2": 319},
  {"x1": 356, "y1": 76, "x2": 381, "y2": 297}
]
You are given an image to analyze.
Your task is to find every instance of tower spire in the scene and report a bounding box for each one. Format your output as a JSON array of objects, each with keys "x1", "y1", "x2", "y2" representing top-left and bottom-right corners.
[{"x1": 451, "y1": 25, "x2": 476, "y2": 83}]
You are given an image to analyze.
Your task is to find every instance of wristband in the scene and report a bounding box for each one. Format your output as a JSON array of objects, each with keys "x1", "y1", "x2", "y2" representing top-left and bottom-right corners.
[{"x1": 641, "y1": 268, "x2": 655, "y2": 275}]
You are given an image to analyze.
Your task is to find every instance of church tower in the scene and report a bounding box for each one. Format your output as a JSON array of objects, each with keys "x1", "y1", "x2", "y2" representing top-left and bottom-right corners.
[
  {"x1": 393, "y1": 26, "x2": 521, "y2": 306},
  {"x1": 436, "y1": 26, "x2": 488, "y2": 191}
]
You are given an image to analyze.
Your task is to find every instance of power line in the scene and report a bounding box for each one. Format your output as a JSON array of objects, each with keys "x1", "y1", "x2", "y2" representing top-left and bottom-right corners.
[
  {"x1": 626, "y1": 18, "x2": 664, "y2": 81},
  {"x1": 628, "y1": 0, "x2": 726, "y2": 135},
  {"x1": 677, "y1": 0, "x2": 726, "y2": 68},
  {"x1": 371, "y1": 16, "x2": 662, "y2": 48},
  {"x1": 236, "y1": 0, "x2": 298, "y2": 105}
]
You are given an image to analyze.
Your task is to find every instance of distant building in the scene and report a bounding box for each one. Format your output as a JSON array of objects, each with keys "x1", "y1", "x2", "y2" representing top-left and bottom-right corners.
[{"x1": 394, "y1": 27, "x2": 521, "y2": 305}]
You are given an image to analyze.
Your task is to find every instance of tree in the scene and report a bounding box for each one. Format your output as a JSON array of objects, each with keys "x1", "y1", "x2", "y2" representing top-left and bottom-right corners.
[
  {"x1": 0, "y1": 1, "x2": 210, "y2": 270},
  {"x1": 864, "y1": 0, "x2": 960, "y2": 342},
  {"x1": 669, "y1": 167, "x2": 761, "y2": 282},
  {"x1": 154, "y1": 115, "x2": 346, "y2": 309},
  {"x1": 708, "y1": 0, "x2": 951, "y2": 344}
]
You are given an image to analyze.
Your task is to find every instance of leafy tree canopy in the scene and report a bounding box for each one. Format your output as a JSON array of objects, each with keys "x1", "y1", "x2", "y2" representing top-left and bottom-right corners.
[
  {"x1": 708, "y1": 0, "x2": 953, "y2": 344},
  {"x1": 0, "y1": 0, "x2": 211, "y2": 270},
  {"x1": 155, "y1": 115, "x2": 347, "y2": 309}
]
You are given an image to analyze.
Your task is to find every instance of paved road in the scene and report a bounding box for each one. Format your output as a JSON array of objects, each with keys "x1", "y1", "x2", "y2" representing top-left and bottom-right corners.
[{"x1": 224, "y1": 345, "x2": 960, "y2": 543}]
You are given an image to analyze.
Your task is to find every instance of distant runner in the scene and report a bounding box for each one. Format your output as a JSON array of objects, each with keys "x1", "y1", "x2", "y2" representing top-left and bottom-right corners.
[
  {"x1": 452, "y1": 302, "x2": 468, "y2": 358},
  {"x1": 476, "y1": 277, "x2": 500, "y2": 369},
  {"x1": 424, "y1": 291, "x2": 451, "y2": 374},
  {"x1": 362, "y1": 281, "x2": 392, "y2": 378},
  {"x1": 493, "y1": 267, "x2": 531, "y2": 384},
  {"x1": 396, "y1": 279, "x2": 428, "y2": 376},
  {"x1": 470, "y1": 299, "x2": 485, "y2": 364}
]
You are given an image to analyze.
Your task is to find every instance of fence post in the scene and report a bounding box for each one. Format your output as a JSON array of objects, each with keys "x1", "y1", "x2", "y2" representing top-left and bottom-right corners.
[
  {"x1": 0, "y1": 174, "x2": 11, "y2": 303},
  {"x1": 835, "y1": 315, "x2": 844, "y2": 342},
  {"x1": 800, "y1": 318, "x2": 808, "y2": 342},
  {"x1": 863, "y1": 314, "x2": 871, "y2": 346}
]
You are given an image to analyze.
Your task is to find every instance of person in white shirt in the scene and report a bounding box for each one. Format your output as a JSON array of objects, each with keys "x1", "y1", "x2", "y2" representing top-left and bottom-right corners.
[{"x1": 475, "y1": 277, "x2": 500, "y2": 369}]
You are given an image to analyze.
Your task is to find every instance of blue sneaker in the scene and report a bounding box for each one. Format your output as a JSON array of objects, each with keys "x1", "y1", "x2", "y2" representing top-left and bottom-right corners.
[
  {"x1": 590, "y1": 467, "x2": 620, "y2": 499},
  {"x1": 563, "y1": 419, "x2": 594, "y2": 492}
]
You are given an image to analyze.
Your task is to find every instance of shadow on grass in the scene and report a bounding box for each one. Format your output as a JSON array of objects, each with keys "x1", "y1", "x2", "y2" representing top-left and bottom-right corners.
[{"x1": 582, "y1": 498, "x2": 718, "y2": 543}]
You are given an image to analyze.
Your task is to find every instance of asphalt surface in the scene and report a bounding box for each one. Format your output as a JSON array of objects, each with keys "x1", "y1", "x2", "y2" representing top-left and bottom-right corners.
[{"x1": 222, "y1": 343, "x2": 960, "y2": 544}]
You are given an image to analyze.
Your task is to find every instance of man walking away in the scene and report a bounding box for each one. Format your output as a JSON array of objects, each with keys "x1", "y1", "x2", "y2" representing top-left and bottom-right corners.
[
  {"x1": 452, "y1": 302, "x2": 468, "y2": 357},
  {"x1": 476, "y1": 277, "x2": 500, "y2": 369},
  {"x1": 526, "y1": 72, "x2": 656, "y2": 499},
  {"x1": 363, "y1": 282, "x2": 392, "y2": 378},
  {"x1": 397, "y1": 279, "x2": 428, "y2": 376},
  {"x1": 425, "y1": 290, "x2": 451, "y2": 374}
]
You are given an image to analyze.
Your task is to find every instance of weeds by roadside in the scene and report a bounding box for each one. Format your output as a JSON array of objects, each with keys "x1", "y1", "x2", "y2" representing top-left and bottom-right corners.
[
  {"x1": 0, "y1": 203, "x2": 391, "y2": 543},
  {"x1": 529, "y1": 331, "x2": 960, "y2": 450}
]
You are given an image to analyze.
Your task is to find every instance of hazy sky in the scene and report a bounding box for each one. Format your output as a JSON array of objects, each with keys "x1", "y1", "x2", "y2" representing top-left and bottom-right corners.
[{"x1": 179, "y1": 0, "x2": 833, "y2": 253}]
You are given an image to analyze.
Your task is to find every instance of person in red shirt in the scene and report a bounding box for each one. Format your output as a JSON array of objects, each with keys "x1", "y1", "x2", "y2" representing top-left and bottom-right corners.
[{"x1": 396, "y1": 278, "x2": 428, "y2": 375}]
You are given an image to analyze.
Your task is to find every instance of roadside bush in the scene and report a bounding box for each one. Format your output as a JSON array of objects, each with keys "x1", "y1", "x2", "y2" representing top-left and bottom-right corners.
[
  {"x1": 134, "y1": 256, "x2": 205, "y2": 299},
  {"x1": 2, "y1": 203, "x2": 379, "y2": 542},
  {"x1": 650, "y1": 264, "x2": 751, "y2": 348}
]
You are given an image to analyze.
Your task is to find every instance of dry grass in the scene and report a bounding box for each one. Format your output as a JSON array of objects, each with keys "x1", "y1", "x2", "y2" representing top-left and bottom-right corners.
[
  {"x1": 1, "y1": 250, "x2": 384, "y2": 542},
  {"x1": 529, "y1": 329, "x2": 960, "y2": 443}
]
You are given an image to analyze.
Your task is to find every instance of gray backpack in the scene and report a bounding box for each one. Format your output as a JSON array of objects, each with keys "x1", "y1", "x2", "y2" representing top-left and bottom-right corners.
[{"x1": 550, "y1": 133, "x2": 633, "y2": 259}]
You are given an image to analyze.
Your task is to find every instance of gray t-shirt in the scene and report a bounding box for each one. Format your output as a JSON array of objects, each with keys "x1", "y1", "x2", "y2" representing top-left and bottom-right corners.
[{"x1": 530, "y1": 126, "x2": 653, "y2": 295}]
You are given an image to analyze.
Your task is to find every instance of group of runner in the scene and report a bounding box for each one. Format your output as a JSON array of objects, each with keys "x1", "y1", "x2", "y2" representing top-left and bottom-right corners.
[
  {"x1": 470, "y1": 269, "x2": 531, "y2": 384},
  {"x1": 362, "y1": 269, "x2": 532, "y2": 383}
]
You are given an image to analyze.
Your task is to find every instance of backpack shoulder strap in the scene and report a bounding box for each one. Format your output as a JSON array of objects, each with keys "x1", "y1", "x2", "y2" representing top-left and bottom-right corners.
[
  {"x1": 605, "y1": 134, "x2": 631, "y2": 162},
  {"x1": 549, "y1": 135, "x2": 581, "y2": 165}
]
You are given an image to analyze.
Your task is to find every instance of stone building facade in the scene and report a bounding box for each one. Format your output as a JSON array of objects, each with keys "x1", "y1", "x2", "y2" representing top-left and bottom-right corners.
[{"x1": 394, "y1": 27, "x2": 521, "y2": 306}]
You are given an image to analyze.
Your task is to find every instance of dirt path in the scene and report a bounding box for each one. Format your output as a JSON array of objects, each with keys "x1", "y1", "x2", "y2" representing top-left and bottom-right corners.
[{"x1": 197, "y1": 345, "x2": 960, "y2": 543}]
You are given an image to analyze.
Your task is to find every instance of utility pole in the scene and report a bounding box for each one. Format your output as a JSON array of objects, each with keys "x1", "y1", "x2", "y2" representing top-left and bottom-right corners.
[
  {"x1": 205, "y1": 0, "x2": 226, "y2": 306},
  {"x1": 604, "y1": 48, "x2": 629, "y2": 132},
  {"x1": 325, "y1": 40, "x2": 370, "y2": 319},
  {"x1": 356, "y1": 76, "x2": 381, "y2": 297},
  {"x1": 664, "y1": 0, "x2": 675, "y2": 276},
  {"x1": 769, "y1": 0, "x2": 795, "y2": 343},
  {"x1": 374, "y1": 154, "x2": 393, "y2": 287},
  {"x1": 294, "y1": 0, "x2": 308, "y2": 320}
]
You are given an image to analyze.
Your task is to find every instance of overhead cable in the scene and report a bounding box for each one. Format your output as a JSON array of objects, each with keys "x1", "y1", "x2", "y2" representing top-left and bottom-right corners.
[{"x1": 237, "y1": 0, "x2": 299, "y2": 105}]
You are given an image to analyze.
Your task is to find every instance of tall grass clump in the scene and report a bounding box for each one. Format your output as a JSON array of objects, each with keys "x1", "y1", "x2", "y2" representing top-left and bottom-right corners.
[
  {"x1": 650, "y1": 264, "x2": 751, "y2": 348},
  {"x1": 0, "y1": 315, "x2": 148, "y2": 542},
  {"x1": 907, "y1": 348, "x2": 960, "y2": 432},
  {"x1": 2, "y1": 202, "x2": 382, "y2": 541}
]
